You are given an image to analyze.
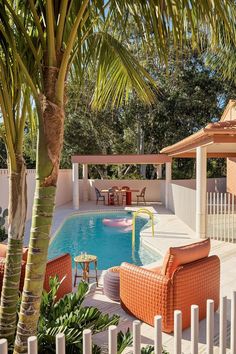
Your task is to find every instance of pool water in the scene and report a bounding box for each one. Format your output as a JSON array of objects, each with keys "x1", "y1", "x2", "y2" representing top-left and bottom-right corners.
[{"x1": 48, "y1": 212, "x2": 161, "y2": 269}]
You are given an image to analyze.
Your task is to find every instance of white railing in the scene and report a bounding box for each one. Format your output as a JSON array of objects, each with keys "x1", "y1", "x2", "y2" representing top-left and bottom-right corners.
[
  {"x1": 0, "y1": 294, "x2": 235, "y2": 354},
  {"x1": 207, "y1": 192, "x2": 236, "y2": 242}
]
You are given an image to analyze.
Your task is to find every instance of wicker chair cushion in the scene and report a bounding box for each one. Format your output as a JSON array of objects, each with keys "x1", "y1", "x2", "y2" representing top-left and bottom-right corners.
[{"x1": 161, "y1": 238, "x2": 210, "y2": 278}]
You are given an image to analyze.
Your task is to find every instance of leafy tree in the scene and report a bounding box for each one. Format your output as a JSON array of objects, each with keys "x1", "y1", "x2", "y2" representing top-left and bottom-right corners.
[{"x1": 62, "y1": 48, "x2": 236, "y2": 179}]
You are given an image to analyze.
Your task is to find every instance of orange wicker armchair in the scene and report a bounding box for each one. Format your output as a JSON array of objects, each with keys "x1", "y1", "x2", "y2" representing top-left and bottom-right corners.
[
  {"x1": 0, "y1": 244, "x2": 72, "y2": 299},
  {"x1": 120, "y1": 238, "x2": 220, "y2": 333}
]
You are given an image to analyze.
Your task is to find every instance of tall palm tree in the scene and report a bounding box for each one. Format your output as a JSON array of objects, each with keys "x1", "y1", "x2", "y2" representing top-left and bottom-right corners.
[
  {"x1": 0, "y1": 14, "x2": 35, "y2": 341},
  {"x1": 0, "y1": 1, "x2": 235, "y2": 353}
]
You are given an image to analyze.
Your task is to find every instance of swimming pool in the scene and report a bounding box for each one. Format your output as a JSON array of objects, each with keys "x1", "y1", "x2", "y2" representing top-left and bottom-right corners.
[{"x1": 48, "y1": 211, "x2": 161, "y2": 269}]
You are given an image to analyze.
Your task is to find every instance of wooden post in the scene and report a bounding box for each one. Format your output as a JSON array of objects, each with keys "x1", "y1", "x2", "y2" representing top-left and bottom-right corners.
[
  {"x1": 133, "y1": 320, "x2": 141, "y2": 354},
  {"x1": 174, "y1": 310, "x2": 182, "y2": 354},
  {"x1": 191, "y1": 305, "x2": 199, "y2": 354},
  {"x1": 154, "y1": 315, "x2": 162, "y2": 354},
  {"x1": 206, "y1": 299, "x2": 214, "y2": 354},
  {"x1": 83, "y1": 329, "x2": 92, "y2": 354}
]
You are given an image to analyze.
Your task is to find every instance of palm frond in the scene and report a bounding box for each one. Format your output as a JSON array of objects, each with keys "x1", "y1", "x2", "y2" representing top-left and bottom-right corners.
[{"x1": 91, "y1": 32, "x2": 158, "y2": 109}]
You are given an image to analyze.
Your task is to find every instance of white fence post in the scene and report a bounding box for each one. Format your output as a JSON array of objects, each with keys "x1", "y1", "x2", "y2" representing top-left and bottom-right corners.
[
  {"x1": 108, "y1": 325, "x2": 117, "y2": 354},
  {"x1": 220, "y1": 296, "x2": 227, "y2": 354},
  {"x1": 206, "y1": 299, "x2": 214, "y2": 354},
  {"x1": 154, "y1": 315, "x2": 162, "y2": 354},
  {"x1": 174, "y1": 310, "x2": 182, "y2": 354},
  {"x1": 83, "y1": 329, "x2": 92, "y2": 354},
  {"x1": 56, "y1": 333, "x2": 65, "y2": 354},
  {"x1": 0, "y1": 339, "x2": 7, "y2": 354},
  {"x1": 191, "y1": 305, "x2": 199, "y2": 354},
  {"x1": 133, "y1": 320, "x2": 141, "y2": 354},
  {"x1": 231, "y1": 291, "x2": 236, "y2": 354},
  {"x1": 28, "y1": 336, "x2": 37, "y2": 354}
]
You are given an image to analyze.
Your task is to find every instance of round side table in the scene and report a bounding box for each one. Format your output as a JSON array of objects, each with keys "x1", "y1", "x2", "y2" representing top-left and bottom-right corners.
[{"x1": 74, "y1": 254, "x2": 98, "y2": 287}]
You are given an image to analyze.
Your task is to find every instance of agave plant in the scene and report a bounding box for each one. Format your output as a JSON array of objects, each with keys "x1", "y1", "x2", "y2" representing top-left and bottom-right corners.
[{"x1": 0, "y1": 207, "x2": 8, "y2": 242}]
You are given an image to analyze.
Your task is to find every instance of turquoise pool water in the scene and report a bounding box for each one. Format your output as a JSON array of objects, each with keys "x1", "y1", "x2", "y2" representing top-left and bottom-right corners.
[{"x1": 48, "y1": 212, "x2": 160, "y2": 269}]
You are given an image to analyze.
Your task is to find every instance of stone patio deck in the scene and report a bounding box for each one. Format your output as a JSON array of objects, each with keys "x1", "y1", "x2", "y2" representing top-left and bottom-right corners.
[{"x1": 25, "y1": 201, "x2": 236, "y2": 352}]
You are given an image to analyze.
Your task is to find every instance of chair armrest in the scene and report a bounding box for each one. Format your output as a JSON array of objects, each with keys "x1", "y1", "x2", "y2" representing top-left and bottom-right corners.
[{"x1": 120, "y1": 262, "x2": 173, "y2": 332}]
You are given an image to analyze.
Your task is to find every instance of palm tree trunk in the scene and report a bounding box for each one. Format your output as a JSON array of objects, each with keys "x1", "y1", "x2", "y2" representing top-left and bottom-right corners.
[
  {"x1": 0, "y1": 156, "x2": 27, "y2": 342},
  {"x1": 14, "y1": 67, "x2": 65, "y2": 354}
]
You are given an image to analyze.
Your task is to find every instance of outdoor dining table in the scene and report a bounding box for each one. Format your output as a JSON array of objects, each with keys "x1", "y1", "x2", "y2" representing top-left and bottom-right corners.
[{"x1": 101, "y1": 188, "x2": 139, "y2": 206}]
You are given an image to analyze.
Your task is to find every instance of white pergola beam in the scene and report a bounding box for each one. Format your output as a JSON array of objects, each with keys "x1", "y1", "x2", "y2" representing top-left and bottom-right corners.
[{"x1": 196, "y1": 146, "x2": 207, "y2": 238}]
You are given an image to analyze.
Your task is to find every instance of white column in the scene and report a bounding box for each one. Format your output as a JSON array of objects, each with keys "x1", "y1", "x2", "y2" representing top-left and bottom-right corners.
[
  {"x1": 82, "y1": 164, "x2": 89, "y2": 202},
  {"x1": 72, "y1": 162, "x2": 79, "y2": 209},
  {"x1": 156, "y1": 165, "x2": 162, "y2": 179},
  {"x1": 165, "y1": 162, "x2": 172, "y2": 209},
  {"x1": 196, "y1": 146, "x2": 207, "y2": 238}
]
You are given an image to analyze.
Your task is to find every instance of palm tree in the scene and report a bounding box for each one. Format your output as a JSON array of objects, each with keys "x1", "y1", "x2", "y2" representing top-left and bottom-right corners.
[
  {"x1": 0, "y1": 15, "x2": 35, "y2": 341},
  {"x1": 0, "y1": 1, "x2": 235, "y2": 353}
]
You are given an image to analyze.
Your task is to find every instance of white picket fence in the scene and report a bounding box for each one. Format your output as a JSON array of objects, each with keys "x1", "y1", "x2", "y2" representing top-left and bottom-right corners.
[
  {"x1": 0, "y1": 293, "x2": 236, "y2": 354},
  {"x1": 207, "y1": 192, "x2": 236, "y2": 242}
]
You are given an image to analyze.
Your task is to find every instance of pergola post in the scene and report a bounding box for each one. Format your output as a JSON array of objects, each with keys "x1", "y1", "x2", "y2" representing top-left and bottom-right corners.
[
  {"x1": 72, "y1": 162, "x2": 79, "y2": 209},
  {"x1": 82, "y1": 164, "x2": 89, "y2": 202},
  {"x1": 165, "y1": 162, "x2": 172, "y2": 209},
  {"x1": 196, "y1": 146, "x2": 207, "y2": 238},
  {"x1": 156, "y1": 165, "x2": 162, "y2": 179}
]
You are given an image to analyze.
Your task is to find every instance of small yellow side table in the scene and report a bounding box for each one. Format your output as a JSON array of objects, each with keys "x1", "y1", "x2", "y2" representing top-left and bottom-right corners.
[{"x1": 74, "y1": 254, "x2": 98, "y2": 287}]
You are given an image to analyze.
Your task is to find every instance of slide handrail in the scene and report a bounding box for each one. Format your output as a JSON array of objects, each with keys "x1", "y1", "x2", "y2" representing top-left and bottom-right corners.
[{"x1": 132, "y1": 208, "x2": 155, "y2": 249}]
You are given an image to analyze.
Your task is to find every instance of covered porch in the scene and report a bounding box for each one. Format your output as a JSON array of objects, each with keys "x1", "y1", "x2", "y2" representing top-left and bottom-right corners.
[
  {"x1": 161, "y1": 120, "x2": 236, "y2": 239},
  {"x1": 71, "y1": 154, "x2": 172, "y2": 209}
]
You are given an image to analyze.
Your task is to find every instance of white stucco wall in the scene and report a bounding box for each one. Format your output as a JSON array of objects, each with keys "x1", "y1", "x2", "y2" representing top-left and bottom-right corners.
[
  {"x1": 0, "y1": 169, "x2": 72, "y2": 220},
  {"x1": 167, "y1": 178, "x2": 226, "y2": 231}
]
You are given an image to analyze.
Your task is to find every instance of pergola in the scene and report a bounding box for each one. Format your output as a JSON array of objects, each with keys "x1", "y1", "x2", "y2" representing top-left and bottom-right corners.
[
  {"x1": 161, "y1": 119, "x2": 236, "y2": 239},
  {"x1": 71, "y1": 154, "x2": 172, "y2": 209}
]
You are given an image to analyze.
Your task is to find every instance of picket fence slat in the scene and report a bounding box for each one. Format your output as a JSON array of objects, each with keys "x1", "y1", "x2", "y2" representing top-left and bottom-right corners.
[
  {"x1": 56, "y1": 333, "x2": 65, "y2": 354},
  {"x1": 83, "y1": 329, "x2": 92, "y2": 354},
  {"x1": 2, "y1": 295, "x2": 236, "y2": 354},
  {"x1": 28, "y1": 336, "x2": 37, "y2": 354},
  {"x1": 108, "y1": 325, "x2": 117, "y2": 354},
  {"x1": 231, "y1": 291, "x2": 236, "y2": 354},
  {"x1": 0, "y1": 339, "x2": 7, "y2": 354},
  {"x1": 133, "y1": 320, "x2": 141, "y2": 354},
  {"x1": 220, "y1": 296, "x2": 227, "y2": 354},
  {"x1": 191, "y1": 305, "x2": 199, "y2": 354},
  {"x1": 206, "y1": 299, "x2": 214, "y2": 354},
  {"x1": 154, "y1": 315, "x2": 162, "y2": 354},
  {"x1": 174, "y1": 310, "x2": 182, "y2": 354}
]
